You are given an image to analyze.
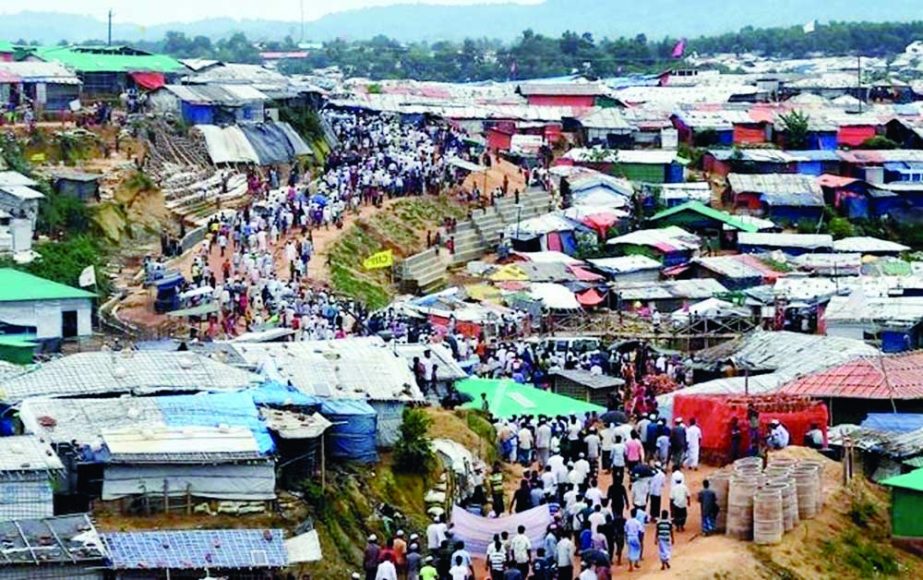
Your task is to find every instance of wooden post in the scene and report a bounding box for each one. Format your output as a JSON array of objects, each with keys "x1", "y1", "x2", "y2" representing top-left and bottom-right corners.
[
  {"x1": 186, "y1": 484, "x2": 192, "y2": 515},
  {"x1": 321, "y1": 432, "x2": 326, "y2": 492},
  {"x1": 163, "y1": 479, "x2": 169, "y2": 514}
]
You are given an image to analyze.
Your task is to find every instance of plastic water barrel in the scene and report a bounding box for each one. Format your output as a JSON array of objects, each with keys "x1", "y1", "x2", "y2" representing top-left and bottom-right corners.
[
  {"x1": 793, "y1": 465, "x2": 819, "y2": 520},
  {"x1": 710, "y1": 472, "x2": 731, "y2": 533},
  {"x1": 765, "y1": 480, "x2": 796, "y2": 532},
  {"x1": 798, "y1": 459, "x2": 825, "y2": 512}
]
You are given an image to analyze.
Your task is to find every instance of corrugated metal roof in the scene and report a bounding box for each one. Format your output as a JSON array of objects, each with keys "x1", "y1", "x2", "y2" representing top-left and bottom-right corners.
[
  {"x1": 104, "y1": 529, "x2": 287, "y2": 570},
  {"x1": 393, "y1": 343, "x2": 467, "y2": 381},
  {"x1": 693, "y1": 254, "x2": 784, "y2": 280},
  {"x1": 518, "y1": 82, "x2": 610, "y2": 97},
  {"x1": 728, "y1": 173, "x2": 824, "y2": 199},
  {"x1": 0, "y1": 435, "x2": 63, "y2": 473},
  {"x1": 738, "y1": 232, "x2": 833, "y2": 250},
  {"x1": 565, "y1": 148, "x2": 683, "y2": 165},
  {"x1": 162, "y1": 83, "x2": 269, "y2": 105},
  {"x1": 589, "y1": 255, "x2": 662, "y2": 274},
  {"x1": 617, "y1": 278, "x2": 728, "y2": 301},
  {"x1": 102, "y1": 426, "x2": 262, "y2": 463},
  {"x1": 579, "y1": 108, "x2": 633, "y2": 130},
  {"x1": 0, "y1": 61, "x2": 80, "y2": 84},
  {"x1": 0, "y1": 352, "x2": 260, "y2": 403},
  {"x1": 0, "y1": 514, "x2": 106, "y2": 566},
  {"x1": 0, "y1": 268, "x2": 93, "y2": 303},
  {"x1": 607, "y1": 226, "x2": 701, "y2": 251},
  {"x1": 552, "y1": 368, "x2": 624, "y2": 389},
  {"x1": 231, "y1": 337, "x2": 423, "y2": 402},
  {"x1": 780, "y1": 352, "x2": 923, "y2": 400}
]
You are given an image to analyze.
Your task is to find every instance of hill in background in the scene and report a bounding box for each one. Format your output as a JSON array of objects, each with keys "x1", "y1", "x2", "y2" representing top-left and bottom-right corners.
[{"x1": 2, "y1": 0, "x2": 923, "y2": 43}]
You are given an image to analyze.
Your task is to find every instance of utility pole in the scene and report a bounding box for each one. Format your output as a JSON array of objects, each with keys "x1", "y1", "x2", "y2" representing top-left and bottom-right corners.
[
  {"x1": 108, "y1": 9, "x2": 113, "y2": 47},
  {"x1": 856, "y1": 54, "x2": 862, "y2": 113},
  {"x1": 300, "y1": 0, "x2": 305, "y2": 43}
]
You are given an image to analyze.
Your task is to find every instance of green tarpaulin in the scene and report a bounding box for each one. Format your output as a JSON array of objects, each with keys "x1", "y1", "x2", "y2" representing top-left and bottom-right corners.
[{"x1": 456, "y1": 377, "x2": 604, "y2": 419}]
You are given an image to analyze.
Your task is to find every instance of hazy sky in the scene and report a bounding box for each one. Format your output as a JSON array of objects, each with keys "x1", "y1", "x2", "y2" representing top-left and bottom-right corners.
[{"x1": 1, "y1": 0, "x2": 542, "y2": 24}]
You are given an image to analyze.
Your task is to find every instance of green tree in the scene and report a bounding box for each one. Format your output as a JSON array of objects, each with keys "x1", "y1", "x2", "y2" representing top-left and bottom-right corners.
[
  {"x1": 393, "y1": 408, "x2": 434, "y2": 474},
  {"x1": 779, "y1": 110, "x2": 811, "y2": 149}
]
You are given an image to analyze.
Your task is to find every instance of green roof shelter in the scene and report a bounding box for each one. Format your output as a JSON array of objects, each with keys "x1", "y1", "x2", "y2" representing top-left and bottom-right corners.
[
  {"x1": 456, "y1": 377, "x2": 605, "y2": 419},
  {"x1": 0, "y1": 269, "x2": 95, "y2": 345},
  {"x1": 32, "y1": 45, "x2": 186, "y2": 95},
  {"x1": 0, "y1": 335, "x2": 37, "y2": 365},
  {"x1": 648, "y1": 201, "x2": 759, "y2": 234},
  {"x1": 881, "y1": 468, "x2": 923, "y2": 548}
]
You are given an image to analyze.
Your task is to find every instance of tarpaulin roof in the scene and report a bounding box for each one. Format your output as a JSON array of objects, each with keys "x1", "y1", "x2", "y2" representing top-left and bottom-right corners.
[
  {"x1": 816, "y1": 174, "x2": 861, "y2": 189},
  {"x1": 196, "y1": 124, "x2": 260, "y2": 164},
  {"x1": 130, "y1": 71, "x2": 165, "y2": 90},
  {"x1": 861, "y1": 413, "x2": 923, "y2": 434},
  {"x1": 456, "y1": 377, "x2": 604, "y2": 419},
  {"x1": 528, "y1": 282, "x2": 582, "y2": 310},
  {"x1": 196, "y1": 122, "x2": 310, "y2": 165},
  {"x1": 576, "y1": 287, "x2": 607, "y2": 306},
  {"x1": 881, "y1": 468, "x2": 923, "y2": 492}
]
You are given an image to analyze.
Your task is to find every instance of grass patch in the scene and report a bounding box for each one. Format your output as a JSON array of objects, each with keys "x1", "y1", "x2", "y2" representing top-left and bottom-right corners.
[
  {"x1": 328, "y1": 195, "x2": 468, "y2": 307},
  {"x1": 821, "y1": 530, "x2": 901, "y2": 577}
]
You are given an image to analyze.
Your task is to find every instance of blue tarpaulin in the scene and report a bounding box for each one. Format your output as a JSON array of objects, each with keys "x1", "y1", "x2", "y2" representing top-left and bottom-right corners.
[
  {"x1": 156, "y1": 392, "x2": 275, "y2": 454},
  {"x1": 249, "y1": 381, "x2": 320, "y2": 408},
  {"x1": 320, "y1": 399, "x2": 378, "y2": 463},
  {"x1": 861, "y1": 413, "x2": 923, "y2": 433}
]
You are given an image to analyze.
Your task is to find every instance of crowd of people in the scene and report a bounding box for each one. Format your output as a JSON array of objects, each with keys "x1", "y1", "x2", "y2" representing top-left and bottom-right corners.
[{"x1": 163, "y1": 109, "x2": 485, "y2": 340}]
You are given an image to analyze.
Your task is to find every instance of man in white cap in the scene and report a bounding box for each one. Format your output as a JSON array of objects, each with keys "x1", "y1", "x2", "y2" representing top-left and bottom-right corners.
[
  {"x1": 768, "y1": 419, "x2": 790, "y2": 449},
  {"x1": 363, "y1": 535, "x2": 381, "y2": 580},
  {"x1": 670, "y1": 417, "x2": 687, "y2": 469}
]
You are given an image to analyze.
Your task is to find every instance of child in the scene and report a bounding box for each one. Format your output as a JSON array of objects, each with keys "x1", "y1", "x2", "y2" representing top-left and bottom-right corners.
[{"x1": 657, "y1": 510, "x2": 674, "y2": 570}]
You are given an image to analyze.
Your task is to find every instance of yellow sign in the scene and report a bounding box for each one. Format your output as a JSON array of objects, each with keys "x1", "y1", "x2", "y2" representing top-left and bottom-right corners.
[
  {"x1": 363, "y1": 250, "x2": 394, "y2": 270},
  {"x1": 30, "y1": 153, "x2": 46, "y2": 163}
]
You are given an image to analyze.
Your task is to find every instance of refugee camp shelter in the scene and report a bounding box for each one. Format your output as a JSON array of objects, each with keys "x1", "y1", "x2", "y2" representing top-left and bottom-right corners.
[
  {"x1": 0, "y1": 351, "x2": 259, "y2": 404},
  {"x1": 260, "y1": 408, "x2": 331, "y2": 489},
  {"x1": 550, "y1": 369, "x2": 625, "y2": 406},
  {"x1": 779, "y1": 352, "x2": 923, "y2": 423},
  {"x1": 0, "y1": 514, "x2": 108, "y2": 579},
  {"x1": 0, "y1": 435, "x2": 63, "y2": 520},
  {"x1": 562, "y1": 149, "x2": 685, "y2": 183},
  {"x1": 727, "y1": 173, "x2": 825, "y2": 221},
  {"x1": 578, "y1": 108, "x2": 634, "y2": 147},
  {"x1": 148, "y1": 84, "x2": 270, "y2": 125},
  {"x1": 0, "y1": 171, "x2": 43, "y2": 255},
  {"x1": 737, "y1": 233, "x2": 833, "y2": 256},
  {"x1": 0, "y1": 61, "x2": 81, "y2": 113},
  {"x1": 49, "y1": 170, "x2": 101, "y2": 202},
  {"x1": 229, "y1": 337, "x2": 424, "y2": 446},
  {"x1": 606, "y1": 226, "x2": 701, "y2": 267},
  {"x1": 517, "y1": 82, "x2": 615, "y2": 108},
  {"x1": 617, "y1": 279, "x2": 729, "y2": 313},
  {"x1": 99, "y1": 426, "x2": 276, "y2": 505},
  {"x1": 456, "y1": 377, "x2": 605, "y2": 419},
  {"x1": 823, "y1": 290, "x2": 923, "y2": 352},
  {"x1": 688, "y1": 254, "x2": 786, "y2": 290},
  {"x1": 0, "y1": 269, "x2": 94, "y2": 346},
  {"x1": 103, "y1": 528, "x2": 288, "y2": 578},
  {"x1": 648, "y1": 201, "x2": 759, "y2": 235},
  {"x1": 881, "y1": 468, "x2": 923, "y2": 552},
  {"x1": 194, "y1": 122, "x2": 311, "y2": 165},
  {"x1": 588, "y1": 256, "x2": 662, "y2": 284},
  {"x1": 393, "y1": 342, "x2": 467, "y2": 394},
  {"x1": 32, "y1": 45, "x2": 185, "y2": 95}
]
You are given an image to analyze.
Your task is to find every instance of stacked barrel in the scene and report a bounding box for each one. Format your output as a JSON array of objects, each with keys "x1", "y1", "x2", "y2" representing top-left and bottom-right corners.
[{"x1": 722, "y1": 456, "x2": 824, "y2": 544}]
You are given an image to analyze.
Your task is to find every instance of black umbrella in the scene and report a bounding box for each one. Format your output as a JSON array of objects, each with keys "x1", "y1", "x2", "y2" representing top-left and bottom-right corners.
[{"x1": 600, "y1": 410, "x2": 628, "y2": 425}]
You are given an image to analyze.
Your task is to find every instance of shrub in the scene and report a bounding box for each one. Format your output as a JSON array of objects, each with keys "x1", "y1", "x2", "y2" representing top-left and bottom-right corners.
[{"x1": 393, "y1": 407, "x2": 435, "y2": 473}]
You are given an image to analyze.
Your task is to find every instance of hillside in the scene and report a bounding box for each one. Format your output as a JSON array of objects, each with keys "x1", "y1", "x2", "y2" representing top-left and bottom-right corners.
[{"x1": 3, "y1": 1, "x2": 923, "y2": 43}]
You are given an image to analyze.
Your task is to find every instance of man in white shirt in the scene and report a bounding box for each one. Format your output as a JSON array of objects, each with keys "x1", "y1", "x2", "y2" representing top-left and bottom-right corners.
[
  {"x1": 649, "y1": 464, "x2": 666, "y2": 518},
  {"x1": 600, "y1": 423, "x2": 614, "y2": 473},
  {"x1": 611, "y1": 435, "x2": 628, "y2": 484},
  {"x1": 583, "y1": 428, "x2": 601, "y2": 471},
  {"x1": 540, "y1": 465, "x2": 557, "y2": 497},
  {"x1": 535, "y1": 420, "x2": 552, "y2": 468},
  {"x1": 555, "y1": 534, "x2": 576, "y2": 579},
  {"x1": 573, "y1": 453, "x2": 591, "y2": 486},
  {"x1": 426, "y1": 515, "x2": 447, "y2": 551},
  {"x1": 768, "y1": 419, "x2": 790, "y2": 449},
  {"x1": 685, "y1": 418, "x2": 703, "y2": 470},
  {"x1": 509, "y1": 525, "x2": 532, "y2": 576},
  {"x1": 585, "y1": 478, "x2": 604, "y2": 507},
  {"x1": 518, "y1": 425, "x2": 534, "y2": 466}
]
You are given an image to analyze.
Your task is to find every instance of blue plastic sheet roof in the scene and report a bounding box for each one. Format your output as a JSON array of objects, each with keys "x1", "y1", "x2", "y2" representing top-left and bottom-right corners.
[
  {"x1": 320, "y1": 399, "x2": 376, "y2": 416},
  {"x1": 156, "y1": 392, "x2": 274, "y2": 454},
  {"x1": 249, "y1": 381, "x2": 321, "y2": 408},
  {"x1": 104, "y1": 529, "x2": 287, "y2": 570},
  {"x1": 861, "y1": 413, "x2": 923, "y2": 434}
]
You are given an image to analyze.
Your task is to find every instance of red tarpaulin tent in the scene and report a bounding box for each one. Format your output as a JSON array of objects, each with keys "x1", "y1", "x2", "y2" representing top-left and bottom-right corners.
[
  {"x1": 130, "y1": 71, "x2": 166, "y2": 90},
  {"x1": 672, "y1": 394, "x2": 828, "y2": 465},
  {"x1": 576, "y1": 287, "x2": 607, "y2": 307}
]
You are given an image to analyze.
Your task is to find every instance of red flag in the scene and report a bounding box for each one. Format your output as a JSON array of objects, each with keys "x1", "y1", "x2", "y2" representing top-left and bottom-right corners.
[{"x1": 671, "y1": 38, "x2": 686, "y2": 59}]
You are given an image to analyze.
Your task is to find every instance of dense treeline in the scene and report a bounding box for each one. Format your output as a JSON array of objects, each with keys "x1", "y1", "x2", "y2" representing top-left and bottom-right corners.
[{"x1": 71, "y1": 20, "x2": 923, "y2": 82}]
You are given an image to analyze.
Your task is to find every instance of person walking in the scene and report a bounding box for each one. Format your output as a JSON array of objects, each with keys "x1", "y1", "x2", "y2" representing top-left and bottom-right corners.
[
  {"x1": 656, "y1": 510, "x2": 675, "y2": 570},
  {"x1": 363, "y1": 535, "x2": 381, "y2": 580},
  {"x1": 669, "y1": 471, "x2": 691, "y2": 532},
  {"x1": 698, "y1": 479, "x2": 719, "y2": 536},
  {"x1": 555, "y1": 531, "x2": 575, "y2": 580},
  {"x1": 510, "y1": 525, "x2": 532, "y2": 577},
  {"x1": 685, "y1": 418, "x2": 703, "y2": 470},
  {"x1": 624, "y1": 509, "x2": 644, "y2": 572}
]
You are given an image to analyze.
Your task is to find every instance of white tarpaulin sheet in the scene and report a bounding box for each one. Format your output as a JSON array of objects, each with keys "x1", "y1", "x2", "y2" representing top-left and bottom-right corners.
[
  {"x1": 285, "y1": 530, "x2": 323, "y2": 563},
  {"x1": 196, "y1": 125, "x2": 260, "y2": 164},
  {"x1": 451, "y1": 504, "x2": 552, "y2": 556},
  {"x1": 529, "y1": 282, "x2": 581, "y2": 310},
  {"x1": 102, "y1": 463, "x2": 276, "y2": 501}
]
